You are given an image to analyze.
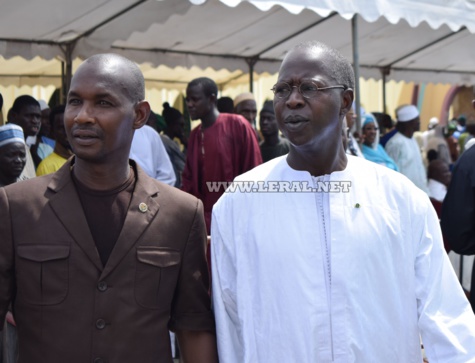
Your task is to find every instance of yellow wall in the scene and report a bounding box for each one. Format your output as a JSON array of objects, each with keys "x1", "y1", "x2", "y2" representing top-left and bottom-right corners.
[
  {"x1": 421, "y1": 83, "x2": 452, "y2": 126},
  {"x1": 358, "y1": 79, "x2": 411, "y2": 119}
]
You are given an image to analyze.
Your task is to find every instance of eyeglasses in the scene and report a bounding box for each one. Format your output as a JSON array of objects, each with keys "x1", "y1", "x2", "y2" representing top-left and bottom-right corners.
[{"x1": 271, "y1": 81, "x2": 347, "y2": 99}]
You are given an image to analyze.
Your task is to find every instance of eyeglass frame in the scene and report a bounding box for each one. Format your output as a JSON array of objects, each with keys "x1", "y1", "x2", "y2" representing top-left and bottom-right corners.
[{"x1": 271, "y1": 80, "x2": 348, "y2": 99}]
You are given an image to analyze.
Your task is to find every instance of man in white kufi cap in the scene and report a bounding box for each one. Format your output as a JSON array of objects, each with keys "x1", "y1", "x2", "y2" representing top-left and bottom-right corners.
[{"x1": 385, "y1": 104, "x2": 428, "y2": 193}]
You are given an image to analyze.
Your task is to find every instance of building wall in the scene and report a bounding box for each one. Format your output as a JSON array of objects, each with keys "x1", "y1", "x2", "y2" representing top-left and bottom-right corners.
[{"x1": 452, "y1": 87, "x2": 474, "y2": 120}]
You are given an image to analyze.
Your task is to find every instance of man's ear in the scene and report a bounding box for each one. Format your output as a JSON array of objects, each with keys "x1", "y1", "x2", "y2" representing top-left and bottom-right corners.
[
  {"x1": 340, "y1": 88, "x2": 354, "y2": 116},
  {"x1": 133, "y1": 100, "x2": 151, "y2": 130},
  {"x1": 210, "y1": 93, "x2": 218, "y2": 106}
]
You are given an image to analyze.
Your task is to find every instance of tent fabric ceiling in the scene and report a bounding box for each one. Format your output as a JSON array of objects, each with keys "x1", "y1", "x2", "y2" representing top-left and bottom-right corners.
[
  {"x1": 213, "y1": 0, "x2": 475, "y2": 32},
  {"x1": 0, "y1": 0, "x2": 474, "y2": 88}
]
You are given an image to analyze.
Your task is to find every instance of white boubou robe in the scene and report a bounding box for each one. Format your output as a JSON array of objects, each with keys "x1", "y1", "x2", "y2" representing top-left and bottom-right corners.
[
  {"x1": 211, "y1": 155, "x2": 475, "y2": 363},
  {"x1": 385, "y1": 132, "x2": 429, "y2": 194}
]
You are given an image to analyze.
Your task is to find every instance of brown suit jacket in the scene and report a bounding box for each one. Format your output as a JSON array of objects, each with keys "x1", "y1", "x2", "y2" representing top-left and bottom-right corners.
[{"x1": 0, "y1": 159, "x2": 214, "y2": 363}]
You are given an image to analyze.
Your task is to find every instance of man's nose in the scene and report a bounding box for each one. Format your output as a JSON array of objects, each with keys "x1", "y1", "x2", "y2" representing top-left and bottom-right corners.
[
  {"x1": 13, "y1": 155, "x2": 24, "y2": 163},
  {"x1": 74, "y1": 103, "x2": 95, "y2": 123},
  {"x1": 30, "y1": 115, "x2": 41, "y2": 123},
  {"x1": 286, "y1": 87, "x2": 305, "y2": 108}
]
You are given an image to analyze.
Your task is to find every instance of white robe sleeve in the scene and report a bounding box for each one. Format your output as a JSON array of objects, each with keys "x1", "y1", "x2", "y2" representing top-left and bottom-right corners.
[
  {"x1": 211, "y1": 199, "x2": 243, "y2": 363},
  {"x1": 414, "y1": 196, "x2": 475, "y2": 362},
  {"x1": 150, "y1": 133, "x2": 176, "y2": 186},
  {"x1": 384, "y1": 137, "x2": 402, "y2": 165},
  {"x1": 130, "y1": 125, "x2": 176, "y2": 186}
]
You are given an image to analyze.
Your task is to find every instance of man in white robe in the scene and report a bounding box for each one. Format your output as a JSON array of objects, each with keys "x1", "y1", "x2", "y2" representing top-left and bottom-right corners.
[
  {"x1": 211, "y1": 41, "x2": 475, "y2": 363},
  {"x1": 385, "y1": 105, "x2": 429, "y2": 193},
  {"x1": 129, "y1": 124, "x2": 176, "y2": 186}
]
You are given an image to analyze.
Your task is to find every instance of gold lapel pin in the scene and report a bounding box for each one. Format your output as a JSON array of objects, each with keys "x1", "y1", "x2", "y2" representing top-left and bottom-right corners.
[{"x1": 139, "y1": 202, "x2": 148, "y2": 213}]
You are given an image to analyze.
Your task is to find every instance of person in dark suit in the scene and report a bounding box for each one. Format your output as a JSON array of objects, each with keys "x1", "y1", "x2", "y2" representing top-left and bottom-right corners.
[
  {"x1": 0, "y1": 53, "x2": 218, "y2": 363},
  {"x1": 441, "y1": 97, "x2": 475, "y2": 313}
]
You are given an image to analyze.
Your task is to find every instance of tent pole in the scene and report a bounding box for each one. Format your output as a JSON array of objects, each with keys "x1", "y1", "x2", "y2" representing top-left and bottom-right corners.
[
  {"x1": 65, "y1": 44, "x2": 74, "y2": 97},
  {"x1": 382, "y1": 68, "x2": 387, "y2": 114},
  {"x1": 247, "y1": 58, "x2": 257, "y2": 93},
  {"x1": 249, "y1": 62, "x2": 254, "y2": 93},
  {"x1": 61, "y1": 61, "x2": 65, "y2": 104},
  {"x1": 60, "y1": 42, "x2": 76, "y2": 101},
  {"x1": 352, "y1": 15, "x2": 361, "y2": 135}
]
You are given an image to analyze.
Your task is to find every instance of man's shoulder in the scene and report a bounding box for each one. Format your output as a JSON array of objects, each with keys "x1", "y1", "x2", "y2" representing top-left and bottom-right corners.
[
  {"x1": 2, "y1": 173, "x2": 55, "y2": 199},
  {"x1": 213, "y1": 157, "x2": 286, "y2": 209},
  {"x1": 385, "y1": 131, "x2": 403, "y2": 144},
  {"x1": 43, "y1": 152, "x2": 67, "y2": 163},
  {"x1": 37, "y1": 153, "x2": 54, "y2": 169},
  {"x1": 217, "y1": 113, "x2": 252, "y2": 131},
  {"x1": 234, "y1": 155, "x2": 286, "y2": 181},
  {"x1": 36, "y1": 153, "x2": 66, "y2": 176},
  {"x1": 348, "y1": 154, "x2": 405, "y2": 180},
  {"x1": 188, "y1": 124, "x2": 201, "y2": 138},
  {"x1": 137, "y1": 169, "x2": 199, "y2": 208},
  {"x1": 451, "y1": 146, "x2": 475, "y2": 183},
  {"x1": 134, "y1": 125, "x2": 161, "y2": 141},
  {"x1": 457, "y1": 145, "x2": 475, "y2": 170},
  {"x1": 139, "y1": 124, "x2": 159, "y2": 134},
  {"x1": 217, "y1": 113, "x2": 245, "y2": 123},
  {"x1": 384, "y1": 132, "x2": 407, "y2": 152},
  {"x1": 348, "y1": 155, "x2": 429, "y2": 205}
]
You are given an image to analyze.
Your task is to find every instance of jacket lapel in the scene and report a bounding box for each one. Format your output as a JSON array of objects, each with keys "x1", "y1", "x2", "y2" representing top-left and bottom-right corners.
[
  {"x1": 47, "y1": 159, "x2": 103, "y2": 271},
  {"x1": 100, "y1": 164, "x2": 161, "y2": 279}
]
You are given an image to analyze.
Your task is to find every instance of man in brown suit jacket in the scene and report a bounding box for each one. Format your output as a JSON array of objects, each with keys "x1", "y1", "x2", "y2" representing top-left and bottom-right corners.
[{"x1": 0, "y1": 54, "x2": 218, "y2": 363}]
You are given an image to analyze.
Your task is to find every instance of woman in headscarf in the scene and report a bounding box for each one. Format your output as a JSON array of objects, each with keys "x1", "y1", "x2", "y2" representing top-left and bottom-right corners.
[{"x1": 361, "y1": 113, "x2": 399, "y2": 171}]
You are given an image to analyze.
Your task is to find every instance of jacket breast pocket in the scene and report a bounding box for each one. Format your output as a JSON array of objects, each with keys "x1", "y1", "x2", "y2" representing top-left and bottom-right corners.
[
  {"x1": 135, "y1": 247, "x2": 181, "y2": 309},
  {"x1": 16, "y1": 245, "x2": 70, "y2": 305}
]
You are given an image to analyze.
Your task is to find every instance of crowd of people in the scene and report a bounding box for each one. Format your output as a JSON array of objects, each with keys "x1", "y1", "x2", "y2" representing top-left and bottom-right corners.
[{"x1": 0, "y1": 42, "x2": 474, "y2": 363}]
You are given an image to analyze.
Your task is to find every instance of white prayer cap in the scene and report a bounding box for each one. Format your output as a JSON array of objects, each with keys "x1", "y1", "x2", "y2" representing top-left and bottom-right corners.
[
  {"x1": 38, "y1": 99, "x2": 49, "y2": 111},
  {"x1": 429, "y1": 117, "x2": 439, "y2": 127},
  {"x1": 234, "y1": 92, "x2": 255, "y2": 107},
  {"x1": 396, "y1": 105, "x2": 419, "y2": 122},
  {"x1": 0, "y1": 124, "x2": 25, "y2": 148}
]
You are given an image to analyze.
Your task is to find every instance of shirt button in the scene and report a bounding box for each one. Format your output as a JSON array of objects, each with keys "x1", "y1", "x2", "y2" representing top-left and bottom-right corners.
[
  {"x1": 96, "y1": 319, "x2": 106, "y2": 330},
  {"x1": 97, "y1": 281, "x2": 108, "y2": 292},
  {"x1": 93, "y1": 358, "x2": 105, "y2": 363}
]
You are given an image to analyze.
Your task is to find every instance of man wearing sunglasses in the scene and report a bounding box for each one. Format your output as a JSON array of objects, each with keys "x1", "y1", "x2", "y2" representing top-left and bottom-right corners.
[{"x1": 211, "y1": 41, "x2": 475, "y2": 362}]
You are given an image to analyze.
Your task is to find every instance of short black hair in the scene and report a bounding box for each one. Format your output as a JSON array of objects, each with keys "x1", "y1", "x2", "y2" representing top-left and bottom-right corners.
[
  {"x1": 372, "y1": 112, "x2": 393, "y2": 130},
  {"x1": 11, "y1": 95, "x2": 40, "y2": 113},
  {"x1": 82, "y1": 53, "x2": 145, "y2": 103},
  {"x1": 217, "y1": 97, "x2": 234, "y2": 113},
  {"x1": 188, "y1": 77, "x2": 218, "y2": 98},
  {"x1": 162, "y1": 102, "x2": 183, "y2": 126},
  {"x1": 427, "y1": 149, "x2": 439, "y2": 163},
  {"x1": 49, "y1": 104, "x2": 66, "y2": 129}
]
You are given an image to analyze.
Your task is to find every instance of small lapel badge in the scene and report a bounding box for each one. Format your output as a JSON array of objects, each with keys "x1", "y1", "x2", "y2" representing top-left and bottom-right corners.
[{"x1": 139, "y1": 202, "x2": 148, "y2": 213}]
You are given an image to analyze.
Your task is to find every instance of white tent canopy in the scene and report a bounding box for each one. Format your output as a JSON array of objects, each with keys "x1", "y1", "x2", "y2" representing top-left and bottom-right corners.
[{"x1": 0, "y1": 0, "x2": 475, "y2": 88}]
